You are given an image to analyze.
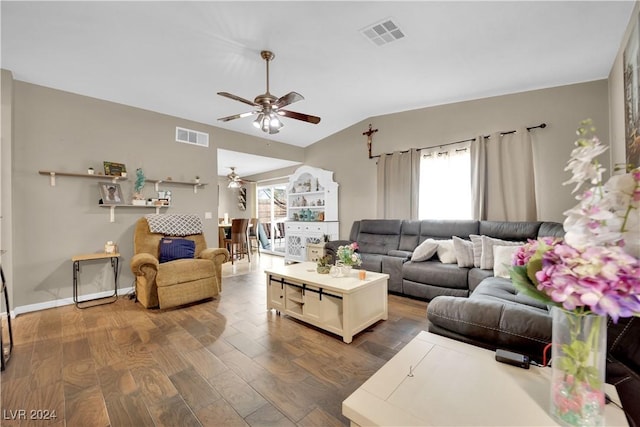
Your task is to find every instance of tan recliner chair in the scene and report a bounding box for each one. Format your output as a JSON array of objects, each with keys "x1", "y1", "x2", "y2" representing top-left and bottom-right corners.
[{"x1": 130, "y1": 217, "x2": 229, "y2": 309}]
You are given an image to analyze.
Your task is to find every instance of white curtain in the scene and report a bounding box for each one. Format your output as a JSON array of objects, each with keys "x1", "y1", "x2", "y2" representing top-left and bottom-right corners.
[
  {"x1": 419, "y1": 142, "x2": 471, "y2": 220},
  {"x1": 470, "y1": 135, "x2": 486, "y2": 220},
  {"x1": 376, "y1": 149, "x2": 419, "y2": 219},
  {"x1": 472, "y1": 128, "x2": 537, "y2": 221}
]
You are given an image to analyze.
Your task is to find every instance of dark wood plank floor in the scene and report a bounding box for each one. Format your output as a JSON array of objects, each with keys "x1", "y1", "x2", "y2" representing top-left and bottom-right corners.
[{"x1": 0, "y1": 254, "x2": 429, "y2": 426}]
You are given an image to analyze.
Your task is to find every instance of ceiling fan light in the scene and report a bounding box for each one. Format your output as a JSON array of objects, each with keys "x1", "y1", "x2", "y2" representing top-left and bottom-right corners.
[
  {"x1": 253, "y1": 113, "x2": 264, "y2": 129},
  {"x1": 228, "y1": 179, "x2": 241, "y2": 189},
  {"x1": 270, "y1": 115, "x2": 283, "y2": 129}
]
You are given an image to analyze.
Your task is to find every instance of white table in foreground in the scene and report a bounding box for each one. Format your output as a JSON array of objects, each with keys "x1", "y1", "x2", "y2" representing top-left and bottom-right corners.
[
  {"x1": 343, "y1": 331, "x2": 628, "y2": 426},
  {"x1": 265, "y1": 262, "x2": 388, "y2": 343}
]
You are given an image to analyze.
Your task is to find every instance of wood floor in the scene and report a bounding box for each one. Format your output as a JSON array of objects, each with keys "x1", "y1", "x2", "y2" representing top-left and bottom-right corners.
[{"x1": 0, "y1": 254, "x2": 429, "y2": 427}]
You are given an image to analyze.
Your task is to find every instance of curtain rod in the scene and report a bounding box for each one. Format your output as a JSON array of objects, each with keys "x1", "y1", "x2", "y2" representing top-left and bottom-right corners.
[{"x1": 369, "y1": 123, "x2": 547, "y2": 159}]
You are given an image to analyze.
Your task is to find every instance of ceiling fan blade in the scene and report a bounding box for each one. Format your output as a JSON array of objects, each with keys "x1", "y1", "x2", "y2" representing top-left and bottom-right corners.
[
  {"x1": 217, "y1": 92, "x2": 259, "y2": 107},
  {"x1": 274, "y1": 91, "x2": 304, "y2": 109},
  {"x1": 278, "y1": 110, "x2": 321, "y2": 125},
  {"x1": 217, "y1": 111, "x2": 258, "y2": 122}
]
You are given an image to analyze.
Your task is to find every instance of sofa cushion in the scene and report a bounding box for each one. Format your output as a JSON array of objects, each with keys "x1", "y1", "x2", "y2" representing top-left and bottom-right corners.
[
  {"x1": 427, "y1": 294, "x2": 552, "y2": 358},
  {"x1": 411, "y1": 239, "x2": 438, "y2": 262},
  {"x1": 403, "y1": 260, "x2": 469, "y2": 290},
  {"x1": 159, "y1": 237, "x2": 196, "y2": 263},
  {"x1": 468, "y1": 268, "x2": 493, "y2": 293},
  {"x1": 478, "y1": 221, "x2": 541, "y2": 241},
  {"x1": 452, "y1": 236, "x2": 474, "y2": 268},
  {"x1": 473, "y1": 277, "x2": 549, "y2": 310},
  {"x1": 436, "y1": 240, "x2": 457, "y2": 263},
  {"x1": 357, "y1": 219, "x2": 403, "y2": 255},
  {"x1": 480, "y1": 236, "x2": 523, "y2": 269},
  {"x1": 399, "y1": 220, "x2": 421, "y2": 251},
  {"x1": 157, "y1": 258, "x2": 215, "y2": 287},
  {"x1": 420, "y1": 220, "x2": 479, "y2": 239},
  {"x1": 493, "y1": 245, "x2": 522, "y2": 278}
]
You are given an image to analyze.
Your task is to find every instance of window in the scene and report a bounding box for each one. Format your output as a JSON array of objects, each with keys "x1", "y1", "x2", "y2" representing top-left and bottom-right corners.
[{"x1": 418, "y1": 142, "x2": 472, "y2": 220}]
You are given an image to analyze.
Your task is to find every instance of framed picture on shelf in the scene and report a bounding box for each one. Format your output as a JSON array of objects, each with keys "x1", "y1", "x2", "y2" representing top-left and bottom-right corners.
[
  {"x1": 103, "y1": 161, "x2": 127, "y2": 176},
  {"x1": 98, "y1": 182, "x2": 124, "y2": 204}
]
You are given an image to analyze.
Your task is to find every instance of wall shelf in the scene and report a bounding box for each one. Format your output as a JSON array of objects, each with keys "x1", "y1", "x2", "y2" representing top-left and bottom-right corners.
[
  {"x1": 39, "y1": 169, "x2": 202, "y2": 222},
  {"x1": 100, "y1": 204, "x2": 168, "y2": 223},
  {"x1": 146, "y1": 179, "x2": 207, "y2": 194},
  {"x1": 39, "y1": 170, "x2": 127, "y2": 186}
]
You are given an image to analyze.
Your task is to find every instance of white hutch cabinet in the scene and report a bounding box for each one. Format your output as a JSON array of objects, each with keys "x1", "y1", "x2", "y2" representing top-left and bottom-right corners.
[{"x1": 284, "y1": 166, "x2": 339, "y2": 263}]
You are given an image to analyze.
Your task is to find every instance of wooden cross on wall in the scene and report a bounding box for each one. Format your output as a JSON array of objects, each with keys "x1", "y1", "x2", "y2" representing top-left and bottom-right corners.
[{"x1": 363, "y1": 124, "x2": 379, "y2": 159}]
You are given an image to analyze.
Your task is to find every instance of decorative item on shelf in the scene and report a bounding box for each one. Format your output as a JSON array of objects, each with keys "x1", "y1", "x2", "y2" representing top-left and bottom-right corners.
[
  {"x1": 87, "y1": 167, "x2": 94, "y2": 175},
  {"x1": 103, "y1": 161, "x2": 126, "y2": 176},
  {"x1": 132, "y1": 168, "x2": 146, "y2": 203},
  {"x1": 104, "y1": 241, "x2": 117, "y2": 254},
  {"x1": 316, "y1": 255, "x2": 332, "y2": 274},
  {"x1": 509, "y1": 119, "x2": 640, "y2": 427},
  {"x1": 195, "y1": 176, "x2": 200, "y2": 184},
  {"x1": 98, "y1": 182, "x2": 124, "y2": 204},
  {"x1": 121, "y1": 171, "x2": 127, "y2": 178}
]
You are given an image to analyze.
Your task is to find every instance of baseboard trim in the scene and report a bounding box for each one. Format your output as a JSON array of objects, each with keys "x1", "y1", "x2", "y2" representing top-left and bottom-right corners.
[{"x1": 9, "y1": 286, "x2": 134, "y2": 317}]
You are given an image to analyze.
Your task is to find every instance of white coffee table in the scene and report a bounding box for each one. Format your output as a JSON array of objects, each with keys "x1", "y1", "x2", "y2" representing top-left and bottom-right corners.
[
  {"x1": 265, "y1": 262, "x2": 388, "y2": 343},
  {"x1": 343, "y1": 331, "x2": 628, "y2": 426}
]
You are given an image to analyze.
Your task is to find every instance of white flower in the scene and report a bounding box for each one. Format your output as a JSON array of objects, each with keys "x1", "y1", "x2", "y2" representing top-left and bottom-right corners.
[
  {"x1": 562, "y1": 120, "x2": 640, "y2": 258},
  {"x1": 563, "y1": 137, "x2": 608, "y2": 193}
]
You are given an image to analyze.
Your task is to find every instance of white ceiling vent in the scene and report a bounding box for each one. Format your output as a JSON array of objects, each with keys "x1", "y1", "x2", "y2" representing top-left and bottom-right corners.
[
  {"x1": 360, "y1": 18, "x2": 405, "y2": 46},
  {"x1": 176, "y1": 127, "x2": 209, "y2": 148}
]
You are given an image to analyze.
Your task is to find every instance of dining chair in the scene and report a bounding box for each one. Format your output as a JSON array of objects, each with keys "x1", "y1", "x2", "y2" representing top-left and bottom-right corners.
[
  {"x1": 249, "y1": 218, "x2": 260, "y2": 255},
  {"x1": 224, "y1": 218, "x2": 250, "y2": 264}
]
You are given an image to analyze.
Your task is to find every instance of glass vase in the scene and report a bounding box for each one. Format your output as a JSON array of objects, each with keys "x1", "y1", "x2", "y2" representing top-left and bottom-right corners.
[{"x1": 550, "y1": 307, "x2": 606, "y2": 427}]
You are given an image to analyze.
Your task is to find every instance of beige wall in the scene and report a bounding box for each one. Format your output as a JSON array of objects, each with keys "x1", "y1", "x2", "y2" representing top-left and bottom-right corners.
[
  {"x1": 1, "y1": 70, "x2": 14, "y2": 308},
  {"x1": 7, "y1": 80, "x2": 302, "y2": 311},
  {"x1": 304, "y1": 80, "x2": 610, "y2": 238}
]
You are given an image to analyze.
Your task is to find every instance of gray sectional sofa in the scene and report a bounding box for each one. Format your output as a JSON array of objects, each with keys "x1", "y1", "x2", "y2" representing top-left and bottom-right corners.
[
  {"x1": 325, "y1": 219, "x2": 640, "y2": 424},
  {"x1": 325, "y1": 219, "x2": 564, "y2": 301}
]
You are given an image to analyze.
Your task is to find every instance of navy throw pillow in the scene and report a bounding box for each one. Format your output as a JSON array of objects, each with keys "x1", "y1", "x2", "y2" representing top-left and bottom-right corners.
[{"x1": 159, "y1": 237, "x2": 196, "y2": 263}]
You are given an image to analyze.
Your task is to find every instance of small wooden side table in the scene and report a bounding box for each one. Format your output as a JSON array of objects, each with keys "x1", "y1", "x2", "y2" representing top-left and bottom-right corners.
[{"x1": 72, "y1": 252, "x2": 120, "y2": 309}]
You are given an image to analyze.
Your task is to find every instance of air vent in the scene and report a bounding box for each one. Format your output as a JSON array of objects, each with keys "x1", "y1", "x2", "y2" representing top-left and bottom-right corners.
[
  {"x1": 360, "y1": 18, "x2": 405, "y2": 46},
  {"x1": 176, "y1": 127, "x2": 209, "y2": 148}
]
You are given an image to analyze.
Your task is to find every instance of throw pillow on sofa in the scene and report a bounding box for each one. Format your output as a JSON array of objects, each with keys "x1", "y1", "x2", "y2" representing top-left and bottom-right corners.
[
  {"x1": 452, "y1": 236, "x2": 475, "y2": 267},
  {"x1": 411, "y1": 238, "x2": 439, "y2": 262},
  {"x1": 159, "y1": 237, "x2": 196, "y2": 263},
  {"x1": 469, "y1": 234, "x2": 483, "y2": 267},
  {"x1": 436, "y1": 240, "x2": 457, "y2": 264},
  {"x1": 493, "y1": 245, "x2": 522, "y2": 278},
  {"x1": 480, "y1": 235, "x2": 523, "y2": 269}
]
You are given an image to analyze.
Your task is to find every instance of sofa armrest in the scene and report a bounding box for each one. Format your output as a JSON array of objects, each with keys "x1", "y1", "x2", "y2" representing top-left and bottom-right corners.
[
  {"x1": 427, "y1": 295, "x2": 552, "y2": 361},
  {"x1": 199, "y1": 248, "x2": 230, "y2": 293},
  {"x1": 130, "y1": 253, "x2": 160, "y2": 308},
  {"x1": 130, "y1": 253, "x2": 159, "y2": 275},
  {"x1": 199, "y1": 248, "x2": 230, "y2": 264}
]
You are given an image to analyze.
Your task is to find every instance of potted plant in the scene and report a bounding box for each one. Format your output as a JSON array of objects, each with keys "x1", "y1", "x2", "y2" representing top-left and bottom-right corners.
[
  {"x1": 316, "y1": 255, "x2": 332, "y2": 274},
  {"x1": 195, "y1": 175, "x2": 200, "y2": 184},
  {"x1": 132, "y1": 168, "x2": 146, "y2": 205}
]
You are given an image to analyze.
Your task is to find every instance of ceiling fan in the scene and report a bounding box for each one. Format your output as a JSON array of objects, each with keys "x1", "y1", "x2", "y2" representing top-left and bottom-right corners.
[
  {"x1": 217, "y1": 50, "x2": 321, "y2": 135},
  {"x1": 226, "y1": 167, "x2": 249, "y2": 188}
]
